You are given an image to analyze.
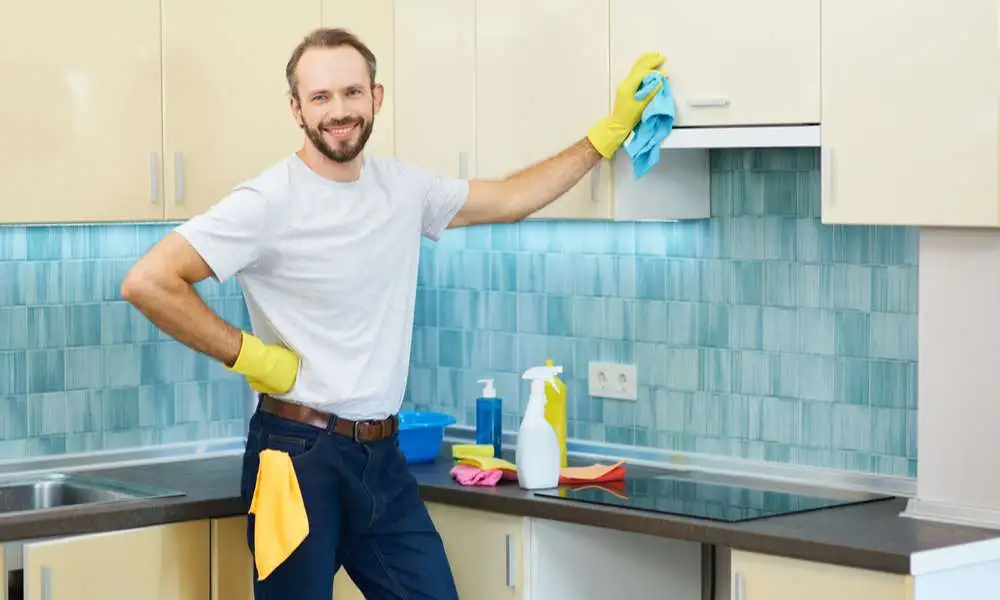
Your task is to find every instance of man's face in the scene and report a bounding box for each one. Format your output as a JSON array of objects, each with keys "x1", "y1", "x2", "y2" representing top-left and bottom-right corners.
[{"x1": 291, "y1": 46, "x2": 383, "y2": 163}]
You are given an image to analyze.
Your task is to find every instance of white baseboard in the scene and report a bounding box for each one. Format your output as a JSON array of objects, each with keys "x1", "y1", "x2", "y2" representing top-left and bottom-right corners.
[{"x1": 902, "y1": 497, "x2": 1000, "y2": 530}]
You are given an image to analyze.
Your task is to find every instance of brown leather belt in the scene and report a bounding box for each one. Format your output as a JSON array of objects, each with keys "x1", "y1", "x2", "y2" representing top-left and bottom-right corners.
[{"x1": 259, "y1": 394, "x2": 398, "y2": 443}]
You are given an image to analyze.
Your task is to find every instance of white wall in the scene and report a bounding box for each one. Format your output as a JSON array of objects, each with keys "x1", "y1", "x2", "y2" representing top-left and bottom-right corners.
[{"x1": 918, "y1": 228, "x2": 1000, "y2": 512}]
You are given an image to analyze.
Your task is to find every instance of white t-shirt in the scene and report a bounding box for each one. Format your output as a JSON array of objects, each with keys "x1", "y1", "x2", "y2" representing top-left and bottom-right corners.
[{"x1": 174, "y1": 153, "x2": 468, "y2": 420}]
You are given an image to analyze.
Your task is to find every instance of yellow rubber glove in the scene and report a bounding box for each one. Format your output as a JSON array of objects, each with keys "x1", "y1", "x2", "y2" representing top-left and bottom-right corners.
[
  {"x1": 587, "y1": 52, "x2": 667, "y2": 159},
  {"x1": 227, "y1": 331, "x2": 300, "y2": 395}
]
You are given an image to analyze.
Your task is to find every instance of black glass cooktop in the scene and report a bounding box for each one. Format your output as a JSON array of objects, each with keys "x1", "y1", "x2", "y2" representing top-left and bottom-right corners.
[{"x1": 533, "y1": 474, "x2": 893, "y2": 523}]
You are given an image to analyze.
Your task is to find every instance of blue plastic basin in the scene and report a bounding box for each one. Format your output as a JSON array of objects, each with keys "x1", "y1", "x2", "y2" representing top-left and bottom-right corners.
[{"x1": 397, "y1": 411, "x2": 456, "y2": 464}]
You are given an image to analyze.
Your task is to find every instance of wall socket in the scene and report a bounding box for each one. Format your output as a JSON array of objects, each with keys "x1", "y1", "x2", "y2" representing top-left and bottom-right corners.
[{"x1": 587, "y1": 362, "x2": 638, "y2": 401}]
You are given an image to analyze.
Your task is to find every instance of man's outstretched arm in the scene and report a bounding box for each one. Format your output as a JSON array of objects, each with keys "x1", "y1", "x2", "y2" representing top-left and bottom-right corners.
[{"x1": 450, "y1": 51, "x2": 665, "y2": 228}]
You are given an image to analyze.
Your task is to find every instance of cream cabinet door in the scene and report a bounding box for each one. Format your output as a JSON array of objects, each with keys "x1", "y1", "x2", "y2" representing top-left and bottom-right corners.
[
  {"x1": 334, "y1": 503, "x2": 525, "y2": 599},
  {"x1": 732, "y1": 550, "x2": 913, "y2": 600},
  {"x1": 821, "y1": 1, "x2": 999, "y2": 226},
  {"x1": 0, "y1": 0, "x2": 164, "y2": 223},
  {"x1": 427, "y1": 503, "x2": 525, "y2": 599},
  {"x1": 321, "y1": 0, "x2": 395, "y2": 158},
  {"x1": 476, "y1": 0, "x2": 611, "y2": 220},
  {"x1": 611, "y1": 0, "x2": 820, "y2": 128},
  {"x1": 23, "y1": 521, "x2": 210, "y2": 600},
  {"x1": 394, "y1": 0, "x2": 476, "y2": 180},
  {"x1": 211, "y1": 517, "x2": 253, "y2": 600},
  {"x1": 161, "y1": 0, "x2": 320, "y2": 220}
]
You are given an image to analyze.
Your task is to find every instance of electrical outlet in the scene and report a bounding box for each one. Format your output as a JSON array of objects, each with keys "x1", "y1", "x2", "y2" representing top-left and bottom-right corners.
[{"x1": 588, "y1": 361, "x2": 638, "y2": 401}]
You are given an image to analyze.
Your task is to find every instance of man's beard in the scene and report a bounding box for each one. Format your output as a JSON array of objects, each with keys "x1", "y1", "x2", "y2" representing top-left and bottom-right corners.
[{"x1": 304, "y1": 115, "x2": 374, "y2": 163}]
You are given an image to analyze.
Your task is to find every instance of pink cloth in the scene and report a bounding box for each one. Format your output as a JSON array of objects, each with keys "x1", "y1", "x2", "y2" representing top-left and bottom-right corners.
[{"x1": 450, "y1": 464, "x2": 504, "y2": 487}]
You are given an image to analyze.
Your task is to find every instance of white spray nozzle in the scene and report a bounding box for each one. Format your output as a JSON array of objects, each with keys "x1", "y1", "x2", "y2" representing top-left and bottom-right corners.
[
  {"x1": 478, "y1": 378, "x2": 496, "y2": 398},
  {"x1": 522, "y1": 365, "x2": 563, "y2": 392}
]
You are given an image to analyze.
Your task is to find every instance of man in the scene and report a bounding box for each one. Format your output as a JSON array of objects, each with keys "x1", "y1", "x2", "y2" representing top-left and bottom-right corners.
[{"x1": 121, "y1": 26, "x2": 663, "y2": 600}]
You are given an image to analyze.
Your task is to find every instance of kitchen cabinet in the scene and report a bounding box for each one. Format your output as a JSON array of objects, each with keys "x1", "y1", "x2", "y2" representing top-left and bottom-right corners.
[
  {"x1": 731, "y1": 550, "x2": 913, "y2": 600},
  {"x1": 334, "y1": 502, "x2": 525, "y2": 599},
  {"x1": 611, "y1": 0, "x2": 820, "y2": 128},
  {"x1": 161, "y1": 0, "x2": 320, "y2": 220},
  {"x1": 820, "y1": 0, "x2": 1000, "y2": 226},
  {"x1": 211, "y1": 516, "x2": 252, "y2": 600},
  {"x1": 321, "y1": 0, "x2": 395, "y2": 158},
  {"x1": 530, "y1": 519, "x2": 702, "y2": 599},
  {"x1": 393, "y1": 0, "x2": 476, "y2": 179},
  {"x1": 0, "y1": 0, "x2": 321, "y2": 225},
  {"x1": 0, "y1": 0, "x2": 165, "y2": 223},
  {"x1": 475, "y1": 0, "x2": 612, "y2": 220},
  {"x1": 22, "y1": 521, "x2": 210, "y2": 600}
]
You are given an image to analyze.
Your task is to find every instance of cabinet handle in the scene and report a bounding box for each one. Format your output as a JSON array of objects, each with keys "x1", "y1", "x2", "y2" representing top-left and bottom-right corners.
[
  {"x1": 504, "y1": 534, "x2": 515, "y2": 589},
  {"x1": 733, "y1": 571, "x2": 745, "y2": 600},
  {"x1": 821, "y1": 146, "x2": 834, "y2": 207},
  {"x1": 687, "y1": 98, "x2": 730, "y2": 108},
  {"x1": 458, "y1": 151, "x2": 469, "y2": 179},
  {"x1": 174, "y1": 151, "x2": 185, "y2": 204},
  {"x1": 590, "y1": 165, "x2": 600, "y2": 202},
  {"x1": 41, "y1": 565, "x2": 52, "y2": 600},
  {"x1": 149, "y1": 152, "x2": 160, "y2": 203}
]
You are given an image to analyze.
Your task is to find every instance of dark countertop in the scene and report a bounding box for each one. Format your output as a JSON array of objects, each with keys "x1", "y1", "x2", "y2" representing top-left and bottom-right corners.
[{"x1": 0, "y1": 452, "x2": 996, "y2": 575}]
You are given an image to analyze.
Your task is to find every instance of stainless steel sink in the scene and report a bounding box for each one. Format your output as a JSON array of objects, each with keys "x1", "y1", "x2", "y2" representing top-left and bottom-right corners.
[{"x1": 0, "y1": 473, "x2": 185, "y2": 514}]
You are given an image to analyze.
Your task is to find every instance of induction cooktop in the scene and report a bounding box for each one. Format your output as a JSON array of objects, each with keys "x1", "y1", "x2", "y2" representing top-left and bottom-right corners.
[{"x1": 533, "y1": 473, "x2": 893, "y2": 523}]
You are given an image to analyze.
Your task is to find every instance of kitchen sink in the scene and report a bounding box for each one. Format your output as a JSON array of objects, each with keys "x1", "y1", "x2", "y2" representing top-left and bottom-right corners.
[{"x1": 0, "y1": 473, "x2": 185, "y2": 514}]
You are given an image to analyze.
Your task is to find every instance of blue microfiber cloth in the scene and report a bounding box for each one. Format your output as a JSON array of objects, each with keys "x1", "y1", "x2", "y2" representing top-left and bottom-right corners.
[{"x1": 623, "y1": 72, "x2": 676, "y2": 179}]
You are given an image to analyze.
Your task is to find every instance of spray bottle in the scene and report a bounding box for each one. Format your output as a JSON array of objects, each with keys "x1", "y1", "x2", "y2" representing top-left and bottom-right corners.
[{"x1": 515, "y1": 364, "x2": 563, "y2": 490}]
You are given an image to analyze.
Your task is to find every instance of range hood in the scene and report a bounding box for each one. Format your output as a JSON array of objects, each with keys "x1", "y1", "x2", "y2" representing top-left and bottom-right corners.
[{"x1": 661, "y1": 124, "x2": 820, "y2": 149}]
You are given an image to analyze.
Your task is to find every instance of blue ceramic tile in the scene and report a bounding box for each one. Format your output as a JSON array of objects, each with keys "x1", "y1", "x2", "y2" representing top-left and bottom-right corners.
[
  {"x1": 635, "y1": 257, "x2": 665, "y2": 300},
  {"x1": 65, "y1": 347, "x2": 102, "y2": 391},
  {"x1": 0, "y1": 307, "x2": 27, "y2": 351},
  {"x1": 0, "y1": 263, "x2": 26, "y2": 306},
  {"x1": 28, "y1": 392, "x2": 68, "y2": 435},
  {"x1": 28, "y1": 350, "x2": 65, "y2": 394},
  {"x1": 0, "y1": 226, "x2": 27, "y2": 260},
  {"x1": 67, "y1": 304, "x2": 101, "y2": 346}
]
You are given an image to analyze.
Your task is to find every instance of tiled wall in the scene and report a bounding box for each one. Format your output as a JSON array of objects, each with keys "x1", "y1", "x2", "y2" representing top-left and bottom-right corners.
[
  {"x1": 0, "y1": 223, "x2": 250, "y2": 458},
  {"x1": 404, "y1": 148, "x2": 919, "y2": 478}
]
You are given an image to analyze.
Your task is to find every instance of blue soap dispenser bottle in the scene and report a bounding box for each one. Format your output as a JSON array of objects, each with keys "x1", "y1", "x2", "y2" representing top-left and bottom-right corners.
[{"x1": 475, "y1": 378, "x2": 503, "y2": 458}]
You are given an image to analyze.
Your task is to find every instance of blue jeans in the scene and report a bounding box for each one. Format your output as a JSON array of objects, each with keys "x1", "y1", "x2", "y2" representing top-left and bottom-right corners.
[{"x1": 240, "y1": 406, "x2": 460, "y2": 599}]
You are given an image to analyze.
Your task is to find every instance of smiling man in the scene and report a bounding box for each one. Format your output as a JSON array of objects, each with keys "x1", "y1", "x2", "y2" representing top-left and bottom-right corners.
[{"x1": 121, "y1": 27, "x2": 663, "y2": 600}]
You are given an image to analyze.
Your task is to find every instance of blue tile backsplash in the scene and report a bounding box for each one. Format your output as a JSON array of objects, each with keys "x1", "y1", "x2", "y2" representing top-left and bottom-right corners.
[
  {"x1": 404, "y1": 148, "x2": 919, "y2": 478},
  {"x1": 0, "y1": 223, "x2": 250, "y2": 458},
  {"x1": 0, "y1": 148, "x2": 918, "y2": 479}
]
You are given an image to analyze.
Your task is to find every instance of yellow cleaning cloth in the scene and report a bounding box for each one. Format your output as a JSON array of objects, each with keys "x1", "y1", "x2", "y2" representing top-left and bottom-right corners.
[
  {"x1": 457, "y1": 455, "x2": 518, "y2": 473},
  {"x1": 248, "y1": 449, "x2": 309, "y2": 580}
]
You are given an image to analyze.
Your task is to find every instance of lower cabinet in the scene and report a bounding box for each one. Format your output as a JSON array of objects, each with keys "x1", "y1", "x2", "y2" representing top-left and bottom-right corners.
[
  {"x1": 22, "y1": 521, "x2": 210, "y2": 600},
  {"x1": 334, "y1": 503, "x2": 525, "y2": 599},
  {"x1": 731, "y1": 550, "x2": 914, "y2": 600}
]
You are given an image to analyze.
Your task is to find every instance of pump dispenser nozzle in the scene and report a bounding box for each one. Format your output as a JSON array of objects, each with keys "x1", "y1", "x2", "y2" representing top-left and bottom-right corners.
[{"x1": 478, "y1": 378, "x2": 496, "y2": 398}]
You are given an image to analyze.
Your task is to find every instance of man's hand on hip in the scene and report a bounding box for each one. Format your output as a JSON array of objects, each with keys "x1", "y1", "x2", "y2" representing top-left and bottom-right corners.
[{"x1": 228, "y1": 332, "x2": 301, "y2": 395}]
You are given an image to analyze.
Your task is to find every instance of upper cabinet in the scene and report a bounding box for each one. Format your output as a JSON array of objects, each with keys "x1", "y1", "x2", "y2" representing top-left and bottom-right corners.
[
  {"x1": 322, "y1": 0, "x2": 395, "y2": 158},
  {"x1": 476, "y1": 0, "x2": 612, "y2": 220},
  {"x1": 393, "y1": 0, "x2": 475, "y2": 179},
  {"x1": 611, "y1": 0, "x2": 821, "y2": 128},
  {"x1": 0, "y1": 0, "x2": 165, "y2": 223},
  {"x1": 8, "y1": 0, "x2": 995, "y2": 228},
  {"x1": 0, "y1": 0, "x2": 321, "y2": 225},
  {"x1": 820, "y1": 0, "x2": 1000, "y2": 226},
  {"x1": 162, "y1": 0, "x2": 320, "y2": 220}
]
